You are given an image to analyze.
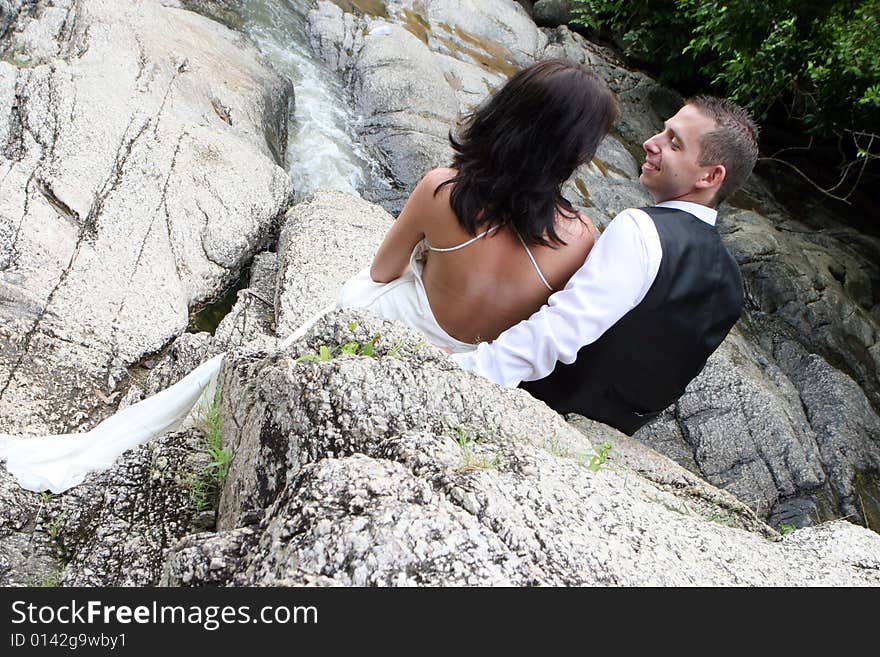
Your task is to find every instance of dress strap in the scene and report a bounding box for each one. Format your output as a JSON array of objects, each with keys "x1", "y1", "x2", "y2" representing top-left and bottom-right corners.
[
  {"x1": 425, "y1": 224, "x2": 500, "y2": 252},
  {"x1": 515, "y1": 232, "x2": 555, "y2": 292}
]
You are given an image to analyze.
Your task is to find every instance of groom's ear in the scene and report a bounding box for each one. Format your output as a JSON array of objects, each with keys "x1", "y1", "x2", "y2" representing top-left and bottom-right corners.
[{"x1": 695, "y1": 164, "x2": 726, "y2": 192}]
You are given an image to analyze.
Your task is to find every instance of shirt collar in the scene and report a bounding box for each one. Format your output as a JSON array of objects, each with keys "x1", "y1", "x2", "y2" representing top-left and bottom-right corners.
[{"x1": 655, "y1": 200, "x2": 717, "y2": 226}]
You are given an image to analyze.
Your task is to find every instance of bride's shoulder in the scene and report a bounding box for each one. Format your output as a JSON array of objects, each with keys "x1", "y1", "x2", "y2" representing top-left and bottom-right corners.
[{"x1": 419, "y1": 167, "x2": 458, "y2": 195}]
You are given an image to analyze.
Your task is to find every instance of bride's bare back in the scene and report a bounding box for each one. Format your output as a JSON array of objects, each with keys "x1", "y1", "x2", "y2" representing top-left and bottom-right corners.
[{"x1": 370, "y1": 168, "x2": 596, "y2": 344}]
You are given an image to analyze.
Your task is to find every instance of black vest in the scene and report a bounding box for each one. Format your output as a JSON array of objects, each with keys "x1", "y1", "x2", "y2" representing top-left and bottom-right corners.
[{"x1": 520, "y1": 206, "x2": 743, "y2": 435}]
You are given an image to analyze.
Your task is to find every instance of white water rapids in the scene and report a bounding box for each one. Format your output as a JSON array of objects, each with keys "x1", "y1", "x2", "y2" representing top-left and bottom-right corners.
[{"x1": 240, "y1": 0, "x2": 388, "y2": 197}]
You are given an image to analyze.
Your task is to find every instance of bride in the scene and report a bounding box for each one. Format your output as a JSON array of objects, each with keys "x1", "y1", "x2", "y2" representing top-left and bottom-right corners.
[{"x1": 0, "y1": 59, "x2": 619, "y2": 493}]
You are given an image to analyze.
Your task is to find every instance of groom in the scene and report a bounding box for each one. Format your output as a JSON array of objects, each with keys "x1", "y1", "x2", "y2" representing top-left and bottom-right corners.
[{"x1": 451, "y1": 96, "x2": 759, "y2": 435}]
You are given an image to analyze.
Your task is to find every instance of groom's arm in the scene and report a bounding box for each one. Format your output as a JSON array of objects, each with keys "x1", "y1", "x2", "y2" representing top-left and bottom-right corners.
[{"x1": 451, "y1": 208, "x2": 662, "y2": 387}]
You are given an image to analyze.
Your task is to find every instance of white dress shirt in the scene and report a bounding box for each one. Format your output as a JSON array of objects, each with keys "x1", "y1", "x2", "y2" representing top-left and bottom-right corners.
[{"x1": 450, "y1": 201, "x2": 718, "y2": 387}]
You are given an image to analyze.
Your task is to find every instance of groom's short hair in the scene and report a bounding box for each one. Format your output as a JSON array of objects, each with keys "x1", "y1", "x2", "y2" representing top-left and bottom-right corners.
[{"x1": 687, "y1": 96, "x2": 759, "y2": 205}]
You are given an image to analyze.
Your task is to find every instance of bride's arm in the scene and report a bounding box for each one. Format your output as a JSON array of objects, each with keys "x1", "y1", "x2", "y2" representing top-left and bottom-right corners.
[{"x1": 370, "y1": 171, "x2": 443, "y2": 283}]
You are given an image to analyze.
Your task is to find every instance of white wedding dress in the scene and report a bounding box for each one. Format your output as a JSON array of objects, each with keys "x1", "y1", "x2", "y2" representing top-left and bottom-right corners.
[{"x1": 0, "y1": 237, "x2": 489, "y2": 494}]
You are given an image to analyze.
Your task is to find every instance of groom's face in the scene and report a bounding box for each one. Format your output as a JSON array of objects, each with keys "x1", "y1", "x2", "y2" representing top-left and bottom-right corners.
[{"x1": 640, "y1": 104, "x2": 718, "y2": 203}]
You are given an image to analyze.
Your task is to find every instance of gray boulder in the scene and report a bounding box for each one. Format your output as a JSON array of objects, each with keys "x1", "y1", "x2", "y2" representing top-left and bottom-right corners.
[
  {"x1": 532, "y1": 0, "x2": 573, "y2": 28},
  {"x1": 178, "y1": 0, "x2": 243, "y2": 30},
  {"x1": 0, "y1": 0, "x2": 292, "y2": 436},
  {"x1": 160, "y1": 310, "x2": 880, "y2": 586},
  {"x1": 0, "y1": 426, "x2": 210, "y2": 586},
  {"x1": 117, "y1": 331, "x2": 220, "y2": 409},
  {"x1": 274, "y1": 190, "x2": 393, "y2": 337},
  {"x1": 213, "y1": 251, "x2": 280, "y2": 352},
  {"x1": 0, "y1": 465, "x2": 58, "y2": 586},
  {"x1": 0, "y1": 0, "x2": 24, "y2": 40},
  {"x1": 49, "y1": 428, "x2": 210, "y2": 585}
]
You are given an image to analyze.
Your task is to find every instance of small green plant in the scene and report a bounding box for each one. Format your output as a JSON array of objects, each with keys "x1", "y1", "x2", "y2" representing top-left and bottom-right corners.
[
  {"x1": 191, "y1": 388, "x2": 231, "y2": 514},
  {"x1": 297, "y1": 321, "x2": 429, "y2": 362},
  {"x1": 190, "y1": 475, "x2": 211, "y2": 515},
  {"x1": 47, "y1": 510, "x2": 67, "y2": 541},
  {"x1": 454, "y1": 427, "x2": 500, "y2": 472},
  {"x1": 778, "y1": 523, "x2": 796, "y2": 536},
  {"x1": 587, "y1": 441, "x2": 613, "y2": 472},
  {"x1": 296, "y1": 334, "x2": 381, "y2": 362},
  {"x1": 204, "y1": 392, "x2": 230, "y2": 483}
]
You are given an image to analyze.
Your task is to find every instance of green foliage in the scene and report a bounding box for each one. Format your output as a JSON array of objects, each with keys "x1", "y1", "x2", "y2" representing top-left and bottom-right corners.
[
  {"x1": 191, "y1": 388, "x2": 231, "y2": 514},
  {"x1": 296, "y1": 333, "x2": 381, "y2": 362},
  {"x1": 572, "y1": 0, "x2": 697, "y2": 83},
  {"x1": 572, "y1": 0, "x2": 880, "y2": 176},
  {"x1": 778, "y1": 523, "x2": 796, "y2": 536},
  {"x1": 296, "y1": 321, "x2": 427, "y2": 362},
  {"x1": 587, "y1": 440, "x2": 613, "y2": 472},
  {"x1": 47, "y1": 511, "x2": 67, "y2": 542},
  {"x1": 544, "y1": 436, "x2": 615, "y2": 473}
]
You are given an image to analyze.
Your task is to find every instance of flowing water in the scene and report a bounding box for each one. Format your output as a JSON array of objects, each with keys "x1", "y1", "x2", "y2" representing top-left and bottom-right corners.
[
  {"x1": 190, "y1": 0, "x2": 387, "y2": 332},
  {"x1": 240, "y1": 0, "x2": 386, "y2": 197}
]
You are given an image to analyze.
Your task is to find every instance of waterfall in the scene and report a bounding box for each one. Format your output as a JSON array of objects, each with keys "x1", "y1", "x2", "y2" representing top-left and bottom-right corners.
[{"x1": 240, "y1": 0, "x2": 387, "y2": 198}]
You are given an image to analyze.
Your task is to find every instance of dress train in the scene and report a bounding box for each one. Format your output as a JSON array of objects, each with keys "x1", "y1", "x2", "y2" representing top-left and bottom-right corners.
[{"x1": 0, "y1": 303, "x2": 336, "y2": 494}]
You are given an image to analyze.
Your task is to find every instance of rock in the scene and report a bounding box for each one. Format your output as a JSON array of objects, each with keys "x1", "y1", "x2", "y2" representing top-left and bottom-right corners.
[
  {"x1": 305, "y1": 1, "x2": 364, "y2": 75},
  {"x1": 419, "y1": 0, "x2": 547, "y2": 70},
  {"x1": 306, "y1": 0, "x2": 546, "y2": 212},
  {"x1": 214, "y1": 251, "x2": 280, "y2": 351},
  {"x1": 539, "y1": 25, "x2": 682, "y2": 152},
  {"x1": 722, "y1": 208, "x2": 880, "y2": 408},
  {"x1": 636, "y1": 328, "x2": 827, "y2": 518},
  {"x1": 637, "y1": 314, "x2": 880, "y2": 530},
  {"x1": 178, "y1": 0, "x2": 243, "y2": 31},
  {"x1": 274, "y1": 190, "x2": 393, "y2": 337},
  {"x1": 433, "y1": 49, "x2": 506, "y2": 112},
  {"x1": 563, "y1": 136, "x2": 652, "y2": 229},
  {"x1": 118, "y1": 331, "x2": 221, "y2": 409},
  {"x1": 160, "y1": 310, "x2": 880, "y2": 585},
  {"x1": 0, "y1": 465, "x2": 60, "y2": 586},
  {"x1": 566, "y1": 414, "x2": 772, "y2": 537},
  {"x1": 353, "y1": 21, "x2": 457, "y2": 199},
  {"x1": 0, "y1": 0, "x2": 293, "y2": 436},
  {"x1": 533, "y1": 0, "x2": 573, "y2": 28},
  {"x1": 0, "y1": 424, "x2": 209, "y2": 586},
  {"x1": 47, "y1": 428, "x2": 210, "y2": 585},
  {"x1": 515, "y1": 0, "x2": 534, "y2": 17},
  {"x1": 767, "y1": 333, "x2": 880, "y2": 525},
  {"x1": 0, "y1": 0, "x2": 25, "y2": 40}
]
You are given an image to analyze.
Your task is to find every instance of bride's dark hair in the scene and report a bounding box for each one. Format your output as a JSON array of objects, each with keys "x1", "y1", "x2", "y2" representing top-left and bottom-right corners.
[{"x1": 436, "y1": 59, "x2": 619, "y2": 246}]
